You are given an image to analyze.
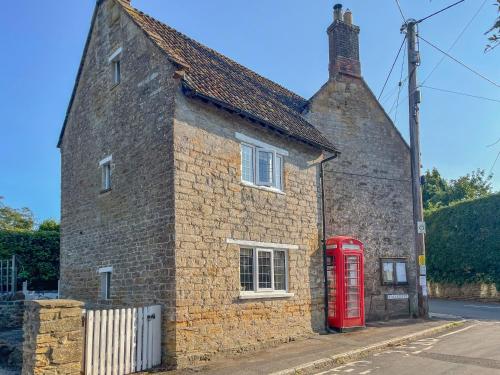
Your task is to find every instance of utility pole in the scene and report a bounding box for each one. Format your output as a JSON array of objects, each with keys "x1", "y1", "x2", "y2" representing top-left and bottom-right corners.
[{"x1": 405, "y1": 19, "x2": 429, "y2": 318}]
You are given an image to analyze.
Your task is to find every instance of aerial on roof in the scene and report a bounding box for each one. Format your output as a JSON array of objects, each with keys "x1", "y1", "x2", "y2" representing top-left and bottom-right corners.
[{"x1": 115, "y1": 0, "x2": 338, "y2": 153}]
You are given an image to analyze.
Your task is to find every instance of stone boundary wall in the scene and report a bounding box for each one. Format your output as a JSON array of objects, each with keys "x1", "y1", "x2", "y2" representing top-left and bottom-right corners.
[
  {"x1": 428, "y1": 282, "x2": 500, "y2": 302},
  {"x1": 22, "y1": 299, "x2": 84, "y2": 375},
  {"x1": 0, "y1": 300, "x2": 25, "y2": 331}
]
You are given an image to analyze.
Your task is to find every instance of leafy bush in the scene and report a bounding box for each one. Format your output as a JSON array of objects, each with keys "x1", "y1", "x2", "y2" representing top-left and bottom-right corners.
[
  {"x1": 0, "y1": 230, "x2": 59, "y2": 290},
  {"x1": 426, "y1": 193, "x2": 500, "y2": 288}
]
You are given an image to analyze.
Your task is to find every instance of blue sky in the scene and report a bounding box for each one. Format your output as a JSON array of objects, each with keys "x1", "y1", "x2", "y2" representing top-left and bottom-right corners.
[{"x1": 0, "y1": 0, "x2": 498, "y2": 222}]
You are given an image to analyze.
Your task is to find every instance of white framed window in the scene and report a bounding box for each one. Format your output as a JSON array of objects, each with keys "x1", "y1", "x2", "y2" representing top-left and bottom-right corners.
[
  {"x1": 238, "y1": 135, "x2": 286, "y2": 191},
  {"x1": 108, "y1": 47, "x2": 122, "y2": 85},
  {"x1": 99, "y1": 155, "x2": 112, "y2": 192},
  {"x1": 239, "y1": 247, "x2": 288, "y2": 293},
  {"x1": 98, "y1": 267, "x2": 112, "y2": 300}
]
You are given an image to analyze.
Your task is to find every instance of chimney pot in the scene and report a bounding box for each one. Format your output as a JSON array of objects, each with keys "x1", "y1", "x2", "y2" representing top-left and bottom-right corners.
[
  {"x1": 343, "y1": 9, "x2": 353, "y2": 25},
  {"x1": 333, "y1": 4, "x2": 343, "y2": 21}
]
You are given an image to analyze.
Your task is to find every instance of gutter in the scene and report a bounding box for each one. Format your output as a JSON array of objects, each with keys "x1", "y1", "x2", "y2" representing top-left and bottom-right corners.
[{"x1": 320, "y1": 153, "x2": 339, "y2": 333}]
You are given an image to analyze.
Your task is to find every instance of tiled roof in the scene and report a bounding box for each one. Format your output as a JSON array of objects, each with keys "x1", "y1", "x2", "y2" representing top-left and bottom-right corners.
[{"x1": 117, "y1": 0, "x2": 338, "y2": 153}]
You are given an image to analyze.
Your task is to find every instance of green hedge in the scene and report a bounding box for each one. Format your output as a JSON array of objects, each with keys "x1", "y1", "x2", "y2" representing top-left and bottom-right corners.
[
  {"x1": 426, "y1": 193, "x2": 500, "y2": 288},
  {"x1": 0, "y1": 230, "x2": 59, "y2": 290}
]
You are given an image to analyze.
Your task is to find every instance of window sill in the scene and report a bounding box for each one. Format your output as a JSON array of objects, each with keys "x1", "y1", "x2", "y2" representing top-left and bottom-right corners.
[
  {"x1": 240, "y1": 181, "x2": 285, "y2": 195},
  {"x1": 239, "y1": 291, "x2": 294, "y2": 300}
]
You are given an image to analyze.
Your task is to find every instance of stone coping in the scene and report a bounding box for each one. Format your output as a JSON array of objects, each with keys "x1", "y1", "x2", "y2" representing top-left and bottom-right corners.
[{"x1": 24, "y1": 299, "x2": 84, "y2": 308}]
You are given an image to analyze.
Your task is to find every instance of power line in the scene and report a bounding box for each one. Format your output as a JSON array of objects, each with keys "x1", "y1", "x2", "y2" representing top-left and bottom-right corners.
[
  {"x1": 490, "y1": 151, "x2": 500, "y2": 174},
  {"x1": 329, "y1": 169, "x2": 411, "y2": 183},
  {"x1": 421, "y1": 0, "x2": 489, "y2": 86},
  {"x1": 394, "y1": 39, "x2": 408, "y2": 123},
  {"x1": 421, "y1": 85, "x2": 500, "y2": 103},
  {"x1": 487, "y1": 137, "x2": 500, "y2": 148},
  {"x1": 378, "y1": 36, "x2": 407, "y2": 100},
  {"x1": 417, "y1": 0, "x2": 465, "y2": 24},
  {"x1": 394, "y1": 0, "x2": 407, "y2": 25},
  {"x1": 418, "y1": 34, "x2": 500, "y2": 88}
]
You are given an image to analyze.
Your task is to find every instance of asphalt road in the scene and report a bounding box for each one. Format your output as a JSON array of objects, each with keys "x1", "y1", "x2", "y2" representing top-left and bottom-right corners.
[
  {"x1": 429, "y1": 298, "x2": 500, "y2": 320},
  {"x1": 311, "y1": 321, "x2": 500, "y2": 375}
]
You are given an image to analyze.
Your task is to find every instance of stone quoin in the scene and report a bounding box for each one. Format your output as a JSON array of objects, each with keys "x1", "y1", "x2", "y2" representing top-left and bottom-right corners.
[{"x1": 58, "y1": 0, "x2": 417, "y2": 367}]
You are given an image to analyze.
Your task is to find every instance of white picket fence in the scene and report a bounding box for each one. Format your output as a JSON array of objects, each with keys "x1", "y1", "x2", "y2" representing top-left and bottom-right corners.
[{"x1": 84, "y1": 305, "x2": 162, "y2": 375}]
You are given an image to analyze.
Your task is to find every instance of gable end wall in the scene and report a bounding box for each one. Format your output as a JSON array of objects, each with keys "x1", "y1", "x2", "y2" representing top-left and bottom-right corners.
[
  {"x1": 59, "y1": 0, "x2": 178, "y2": 363},
  {"x1": 306, "y1": 74, "x2": 418, "y2": 320}
]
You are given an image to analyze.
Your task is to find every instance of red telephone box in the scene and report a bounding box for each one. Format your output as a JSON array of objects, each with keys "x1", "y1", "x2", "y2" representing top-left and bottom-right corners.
[{"x1": 326, "y1": 236, "x2": 365, "y2": 331}]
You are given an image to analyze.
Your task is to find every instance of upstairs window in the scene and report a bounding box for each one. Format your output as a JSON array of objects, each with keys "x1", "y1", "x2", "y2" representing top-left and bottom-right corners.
[
  {"x1": 108, "y1": 47, "x2": 122, "y2": 86},
  {"x1": 381, "y1": 258, "x2": 408, "y2": 286},
  {"x1": 99, "y1": 156, "x2": 112, "y2": 192},
  {"x1": 98, "y1": 267, "x2": 112, "y2": 300},
  {"x1": 238, "y1": 133, "x2": 287, "y2": 191},
  {"x1": 113, "y1": 60, "x2": 121, "y2": 85}
]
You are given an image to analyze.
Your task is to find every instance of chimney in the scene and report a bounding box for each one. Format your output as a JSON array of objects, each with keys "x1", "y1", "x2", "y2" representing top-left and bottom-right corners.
[{"x1": 327, "y1": 4, "x2": 361, "y2": 78}]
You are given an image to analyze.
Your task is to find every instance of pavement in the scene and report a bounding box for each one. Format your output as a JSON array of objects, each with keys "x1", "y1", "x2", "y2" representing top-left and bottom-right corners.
[
  {"x1": 164, "y1": 298, "x2": 500, "y2": 375},
  {"x1": 167, "y1": 319, "x2": 463, "y2": 375}
]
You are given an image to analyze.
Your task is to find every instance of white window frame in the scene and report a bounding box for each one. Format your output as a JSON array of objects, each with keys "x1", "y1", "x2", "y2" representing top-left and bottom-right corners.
[
  {"x1": 98, "y1": 267, "x2": 112, "y2": 300},
  {"x1": 99, "y1": 155, "x2": 112, "y2": 192},
  {"x1": 256, "y1": 248, "x2": 274, "y2": 291},
  {"x1": 237, "y1": 132, "x2": 287, "y2": 192},
  {"x1": 109, "y1": 47, "x2": 122, "y2": 85},
  {"x1": 239, "y1": 247, "x2": 291, "y2": 299}
]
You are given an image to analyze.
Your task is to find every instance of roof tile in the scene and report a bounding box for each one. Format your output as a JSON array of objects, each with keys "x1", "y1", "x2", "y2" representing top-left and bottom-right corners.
[{"x1": 117, "y1": 0, "x2": 338, "y2": 152}]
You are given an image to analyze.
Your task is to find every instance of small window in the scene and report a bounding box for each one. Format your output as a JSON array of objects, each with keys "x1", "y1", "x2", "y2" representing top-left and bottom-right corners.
[
  {"x1": 113, "y1": 60, "x2": 121, "y2": 85},
  {"x1": 99, "y1": 156, "x2": 112, "y2": 192},
  {"x1": 108, "y1": 47, "x2": 122, "y2": 86},
  {"x1": 381, "y1": 259, "x2": 408, "y2": 286},
  {"x1": 240, "y1": 143, "x2": 284, "y2": 190},
  {"x1": 98, "y1": 267, "x2": 112, "y2": 300},
  {"x1": 239, "y1": 248, "x2": 288, "y2": 292}
]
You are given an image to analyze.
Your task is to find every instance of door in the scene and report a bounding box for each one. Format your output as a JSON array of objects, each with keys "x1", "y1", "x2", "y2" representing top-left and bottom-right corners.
[{"x1": 344, "y1": 254, "x2": 361, "y2": 320}]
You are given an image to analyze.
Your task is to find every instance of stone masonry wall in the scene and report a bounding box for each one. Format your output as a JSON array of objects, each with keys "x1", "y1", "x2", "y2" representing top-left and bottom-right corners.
[
  {"x1": 172, "y1": 92, "x2": 325, "y2": 366},
  {"x1": 59, "y1": 0, "x2": 177, "y2": 364},
  {"x1": 22, "y1": 300, "x2": 84, "y2": 375},
  {"x1": 305, "y1": 74, "x2": 418, "y2": 320},
  {"x1": 429, "y1": 282, "x2": 500, "y2": 302}
]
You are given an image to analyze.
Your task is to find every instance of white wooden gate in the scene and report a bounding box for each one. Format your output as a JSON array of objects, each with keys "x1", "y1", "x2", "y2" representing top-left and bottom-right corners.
[{"x1": 84, "y1": 305, "x2": 161, "y2": 375}]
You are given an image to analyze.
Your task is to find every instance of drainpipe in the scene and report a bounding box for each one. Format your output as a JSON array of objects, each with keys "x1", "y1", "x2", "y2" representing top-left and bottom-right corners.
[{"x1": 320, "y1": 153, "x2": 339, "y2": 333}]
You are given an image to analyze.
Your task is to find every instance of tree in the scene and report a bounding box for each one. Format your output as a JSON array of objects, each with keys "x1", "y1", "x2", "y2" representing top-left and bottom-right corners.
[
  {"x1": 38, "y1": 219, "x2": 60, "y2": 232},
  {"x1": 422, "y1": 168, "x2": 448, "y2": 209},
  {"x1": 448, "y1": 169, "x2": 493, "y2": 202},
  {"x1": 0, "y1": 197, "x2": 34, "y2": 231},
  {"x1": 422, "y1": 168, "x2": 494, "y2": 210},
  {"x1": 485, "y1": 0, "x2": 500, "y2": 52}
]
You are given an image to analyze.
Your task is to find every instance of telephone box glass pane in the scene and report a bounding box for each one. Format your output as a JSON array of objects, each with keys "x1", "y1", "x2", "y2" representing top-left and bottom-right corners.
[
  {"x1": 274, "y1": 250, "x2": 286, "y2": 290},
  {"x1": 258, "y1": 251, "x2": 272, "y2": 289},
  {"x1": 345, "y1": 255, "x2": 360, "y2": 318},
  {"x1": 326, "y1": 256, "x2": 336, "y2": 317}
]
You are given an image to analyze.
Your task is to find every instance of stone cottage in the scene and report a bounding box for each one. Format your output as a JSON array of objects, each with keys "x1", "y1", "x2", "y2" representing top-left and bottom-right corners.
[{"x1": 58, "y1": 0, "x2": 417, "y2": 367}]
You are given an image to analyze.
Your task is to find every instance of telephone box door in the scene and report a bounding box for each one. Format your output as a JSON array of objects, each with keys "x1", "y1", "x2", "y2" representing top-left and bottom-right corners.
[{"x1": 344, "y1": 254, "x2": 363, "y2": 326}]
